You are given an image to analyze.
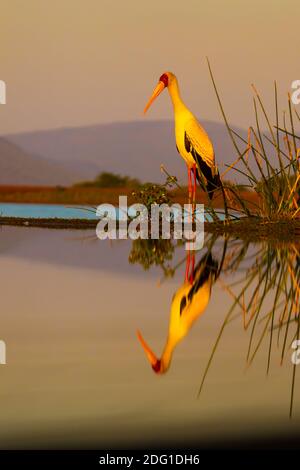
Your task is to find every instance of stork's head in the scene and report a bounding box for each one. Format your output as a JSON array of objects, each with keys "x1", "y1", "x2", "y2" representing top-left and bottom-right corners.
[
  {"x1": 137, "y1": 330, "x2": 166, "y2": 374},
  {"x1": 144, "y1": 72, "x2": 175, "y2": 114}
]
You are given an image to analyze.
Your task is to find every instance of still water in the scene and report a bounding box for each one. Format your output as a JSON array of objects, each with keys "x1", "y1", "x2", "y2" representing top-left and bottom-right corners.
[
  {"x1": 0, "y1": 203, "x2": 235, "y2": 221},
  {"x1": 0, "y1": 226, "x2": 299, "y2": 448},
  {"x1": 0, "y1": 203, "x2": 98, "y2": 219}
]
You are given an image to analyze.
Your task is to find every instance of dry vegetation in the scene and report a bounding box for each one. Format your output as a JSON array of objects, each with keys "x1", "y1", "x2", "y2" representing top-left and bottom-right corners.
[{"x1": 0, "y1": 184, "x2": 260, "y2": 207}]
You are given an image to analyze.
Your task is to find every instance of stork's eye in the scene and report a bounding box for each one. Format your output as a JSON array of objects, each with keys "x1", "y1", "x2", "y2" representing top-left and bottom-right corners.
[{"x1": 159, "y1": 73, "x2": 169, "y2": 87}]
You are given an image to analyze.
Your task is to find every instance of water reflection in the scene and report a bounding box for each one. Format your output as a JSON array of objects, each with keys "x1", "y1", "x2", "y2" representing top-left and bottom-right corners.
[
  {"x1": 130, "y1": 235, "x2": 300, "y2": 416},
  {"x1": 137, "y1": 252, "x2": 219, "y2": 374},
  {"x1": 128, "y1": 238, "x2": 178, "y2": 278},
  {"x1": 0, "y1": 227, "x2": 299, "y2": 447}
]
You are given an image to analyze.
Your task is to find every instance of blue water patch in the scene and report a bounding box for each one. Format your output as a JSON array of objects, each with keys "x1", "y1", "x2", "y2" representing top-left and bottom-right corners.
[
  {"x1": 0, "y1": 203, "x2": 239, "y2": 221},
  {"x1": 0, "y1": 203, "x2": 98, "y2": 219}
]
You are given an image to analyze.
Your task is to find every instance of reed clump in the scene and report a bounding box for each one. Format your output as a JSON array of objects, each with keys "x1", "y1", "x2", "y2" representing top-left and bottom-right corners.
[{"x1": 207, "y1": 59, "x2": 300, "y2": 222}]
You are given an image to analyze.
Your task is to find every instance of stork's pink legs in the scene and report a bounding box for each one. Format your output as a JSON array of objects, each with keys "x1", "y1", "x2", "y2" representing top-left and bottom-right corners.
[
  {"x1": 187, "y1": 166, "x2": 192, "y2": 203},
  {"x1": 185, "y1": 166, "x2": 197, "y2": 283},
  {"x1": 189, "y1": 253, "x2": 195, "y2": 283},
  {"x1": 188, "y1": 164, "x2": 197, "y2": 208},
  {"x1": 192, "y1": 164, "x2": 197, "y2": 206},
  {"x1": 185, "y1": 250, "x2": 195, "y2": 284},
  {"x1": 185, "y1": 251, "x2": 191, "y2": 282}
]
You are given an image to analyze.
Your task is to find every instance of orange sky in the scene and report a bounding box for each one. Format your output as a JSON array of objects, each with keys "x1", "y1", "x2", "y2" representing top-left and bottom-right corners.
[{"x1": 0, "y1": 0, "x2": 299, "y2": 133}]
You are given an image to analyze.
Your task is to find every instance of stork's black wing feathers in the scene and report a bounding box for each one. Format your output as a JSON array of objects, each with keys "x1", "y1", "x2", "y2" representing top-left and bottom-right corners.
[
  {"x1": 179, "y1": 296, "x2": 187, "y2": 316},
  {"x1": 184, "y1": 131, "x2": 222, "y2": 200},
  {"x1": 187, "y1": 253, "x2": 218, "y2": 303},
  {"x1": 184, "y1": 132, "x2": 191, "y2": 153}
]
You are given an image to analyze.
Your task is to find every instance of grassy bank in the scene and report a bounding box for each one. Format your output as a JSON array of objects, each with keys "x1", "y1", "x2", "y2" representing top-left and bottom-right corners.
[
  {"x1": 205, "y1": 217, "x2": 300, "y2": 241},
  {"x1": 0, "y1": 184, "x2": 256, "y2": 208},
  {"x1": 0, "y1": 185, "x2": 136, "y2": 205}
]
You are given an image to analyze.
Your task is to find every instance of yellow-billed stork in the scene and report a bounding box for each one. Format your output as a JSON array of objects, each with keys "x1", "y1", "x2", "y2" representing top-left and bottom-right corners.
[
  {"x1": 144, "y1": 72, "x2": 222, "y2": 201},
  {"x1": 137, "y1": 252, "x2": 218, "y2": 374}
]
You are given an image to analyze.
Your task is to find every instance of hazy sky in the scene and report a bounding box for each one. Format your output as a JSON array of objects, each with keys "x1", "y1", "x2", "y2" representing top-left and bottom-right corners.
[{"x1": 0, "y1": 0, "x2": 299, "y2": 134}]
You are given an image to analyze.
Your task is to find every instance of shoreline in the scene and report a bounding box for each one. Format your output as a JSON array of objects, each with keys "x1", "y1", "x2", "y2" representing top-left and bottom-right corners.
[
  {"x1": 0, "y1": 215, "x2": 299, "y2": 242},
  {"x1": 0, "y1": 185, "x2": 299, "y2": 242}
]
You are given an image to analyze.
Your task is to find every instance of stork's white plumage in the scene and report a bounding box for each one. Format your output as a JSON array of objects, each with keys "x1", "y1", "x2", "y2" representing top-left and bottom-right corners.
[{"x1": 144, "y1": 72, "x2": 222, "y2": 200}]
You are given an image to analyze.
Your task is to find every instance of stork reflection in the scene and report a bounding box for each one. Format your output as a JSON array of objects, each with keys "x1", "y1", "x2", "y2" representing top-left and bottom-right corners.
[
  {"x1": 137, "y1": 251, "x2": 219, "y2": 374},
  {"x1": 75, "y1": 227, "x2": 300, "y2": 417}
]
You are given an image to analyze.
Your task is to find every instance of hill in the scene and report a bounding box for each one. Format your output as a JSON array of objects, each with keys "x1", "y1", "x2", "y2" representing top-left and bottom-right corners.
[
  {"x1": 0, "y1": 137, "x2": 80, "y2": 185},
  {"x1": 4, "y1": 120, "x2": 248, "y2": 185}
]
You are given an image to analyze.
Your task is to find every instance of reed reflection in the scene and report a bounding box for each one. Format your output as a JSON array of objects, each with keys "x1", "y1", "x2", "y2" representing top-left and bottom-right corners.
[
  {"x1": 198, "y1": 239, "x2": 300, "y2": 417},
  {"x1": 129, "y1": 236, "x2": 300, "y2": 416}
]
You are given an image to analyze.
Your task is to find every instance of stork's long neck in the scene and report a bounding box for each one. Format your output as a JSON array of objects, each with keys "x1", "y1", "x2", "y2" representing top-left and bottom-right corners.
[
  {"x1": 168, "y1": 78, "x2": 186, "y2": 112},
  {"x1": 160, "y1": 335, "x2": 178, "y2": 373}
]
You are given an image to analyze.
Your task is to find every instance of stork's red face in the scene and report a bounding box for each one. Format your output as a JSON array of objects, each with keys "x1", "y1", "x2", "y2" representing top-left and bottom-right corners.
[
  {"x1": 137, "y1": 330, "x2": 164, "y2": 374},
  {"x1": 159, "y1": 73, "x2": 169, "y2": 87},
  {"x1": 144, "y1": 73, "x2": 169, "y2": 114}
]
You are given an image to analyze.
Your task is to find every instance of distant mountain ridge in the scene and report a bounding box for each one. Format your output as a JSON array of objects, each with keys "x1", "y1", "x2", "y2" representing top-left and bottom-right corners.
[
  {"x1": 0, "y1": 137, "x2": 79, "y2": 185},
  {"x1": 4, "y1": 120, "x2": 248, "y2": 185}
]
